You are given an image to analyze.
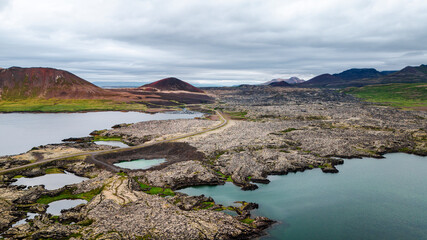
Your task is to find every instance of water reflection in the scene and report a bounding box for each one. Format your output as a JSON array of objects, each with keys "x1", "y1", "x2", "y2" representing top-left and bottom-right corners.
[
  {"x1": 114, "y1": 158, "x2": 166, "y2": 170},
  {"x1": 0, "y1": 111, "x2": 203, "y2": 156},
  {"x1": 94, "y1": 140, "x2": 128, "y2": 148},
  {"x1": 46, "y1": 199, "x2": 87, "y2": 215},
  {"x1": 11, "y1": 171, "x2": 88, "y2": 190}
]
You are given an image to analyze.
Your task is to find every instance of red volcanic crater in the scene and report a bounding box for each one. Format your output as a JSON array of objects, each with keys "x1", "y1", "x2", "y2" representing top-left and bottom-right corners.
[
  {"x1": 140, "y1": 77, "x2": 204, "y2": 93},
  {"x1": 0, "y1": 67, "x2": 112, "y2": 100}
]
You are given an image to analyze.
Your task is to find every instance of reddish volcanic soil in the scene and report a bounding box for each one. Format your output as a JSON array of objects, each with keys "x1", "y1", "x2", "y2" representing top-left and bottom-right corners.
[
  {"x1": 0, "y1": 67, "x2": 114, "y2": 99},
  {"x1": 0, "y1": 67, "x2": 214, "y2": 105},
  {"x1": 141, "y1": 77, "x2": 205, "y2": 93}
]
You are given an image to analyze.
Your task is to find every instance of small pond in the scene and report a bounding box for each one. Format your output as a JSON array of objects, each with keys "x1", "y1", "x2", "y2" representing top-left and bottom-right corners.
[
  {"x1": 11, "y1": 171, "x2": 88, "y2": 190},
  {"x1": 11, "y1": 199, "x2": 87, "y2": 228},
  {"x1": 113, "y1": 158, "x2": 166, "y2": 170},
  {"x1": 46, "y1": 199, "x2": 88, "y2": 215},
  {"x1": 94, "y1": 140, "x2": 128, "y2": 148}
]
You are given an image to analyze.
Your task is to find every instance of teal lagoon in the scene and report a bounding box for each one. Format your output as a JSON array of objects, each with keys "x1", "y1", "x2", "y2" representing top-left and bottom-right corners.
[{"x1": 179, "y1": 153, "x2": 427, "y2": 240}]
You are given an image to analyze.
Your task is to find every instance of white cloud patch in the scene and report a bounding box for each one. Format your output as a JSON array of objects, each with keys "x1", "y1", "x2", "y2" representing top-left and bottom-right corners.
[{"x1": 0, "y1": 0, "x2": 426, "y2": 85}]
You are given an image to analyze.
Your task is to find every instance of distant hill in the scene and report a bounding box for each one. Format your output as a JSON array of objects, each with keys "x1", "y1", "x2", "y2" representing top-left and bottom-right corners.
[
  {"x1": 0, "y1": 67, "x2": 110, "y2": 100},
  {"x1": 140, "y1": 77, "x2": 204, "y2": 93},
  {"x1": 376, "y1": 65, "x2": 427, "y2": 84},
  {"x1": 269, "y1": 81, "x2": 292, "y2": 87},
  {"x1": 264, "y1": 77, "x2": 304, "y2": 85},
  {"x1": 297, "y1": 65, "x2": 427, "y2": 88},
  {"x1": 333, "y1": 68, "x2": 395, "y2": 81},
  {"x1": 298, "y1": 74, "x2": 343, "y2": 88}
]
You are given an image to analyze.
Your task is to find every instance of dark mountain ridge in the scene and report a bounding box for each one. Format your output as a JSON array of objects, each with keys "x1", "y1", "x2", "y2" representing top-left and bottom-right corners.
[
  {"x1": 269, "y1": 81, "x2": 292, "y2": 87},
  {"x1": 333, "y1": 68, "x2": 394, "y2": 81},
  {"x1": 298, "y1": 65, "x2": 425, "y2": 88},
  {"x1": 265, "y1": 77, "x2": 305, "y2": 85},
  {"x1": 298, "y1": 74, "x2": 343, "y2": 88}
]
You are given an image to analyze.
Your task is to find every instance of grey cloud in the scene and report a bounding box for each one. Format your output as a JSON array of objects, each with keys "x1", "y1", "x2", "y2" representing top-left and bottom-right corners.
[{"x1": 0, "y1": 0, "x2": 426, "y2": 85}]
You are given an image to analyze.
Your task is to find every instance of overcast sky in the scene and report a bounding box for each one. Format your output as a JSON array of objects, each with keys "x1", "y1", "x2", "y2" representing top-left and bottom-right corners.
[{"x1": 0, "y1": 0, "x2": 426, "y2": 86}]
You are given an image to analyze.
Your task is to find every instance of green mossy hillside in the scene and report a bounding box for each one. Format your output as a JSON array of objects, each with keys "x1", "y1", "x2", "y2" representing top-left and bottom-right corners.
[{"x1": 344, "y1": 83, "x2": 427, "y2": 110}]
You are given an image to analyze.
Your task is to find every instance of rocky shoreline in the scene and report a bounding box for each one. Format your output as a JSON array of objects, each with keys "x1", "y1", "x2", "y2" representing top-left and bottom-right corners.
[{"x1": 0, "y1": 86, "x2": 426, "y2": 239}]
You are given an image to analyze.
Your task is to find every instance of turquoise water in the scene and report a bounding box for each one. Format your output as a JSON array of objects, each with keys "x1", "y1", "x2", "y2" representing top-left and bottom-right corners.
[
  {"x1": 114, "y1": 158, "x2": 166, "y2": 170},
  {"x1": 0, "y1": 111, "x2": 202, "y2": 156},
  {"x1": 179, "y1": 153, "x2": 427, "y2": 240}
]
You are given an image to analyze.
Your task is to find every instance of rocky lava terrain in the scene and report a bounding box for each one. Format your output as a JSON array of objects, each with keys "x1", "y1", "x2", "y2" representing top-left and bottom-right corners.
[{"x1": 0, "y1": 85, "x2": 426, "y2": 239}]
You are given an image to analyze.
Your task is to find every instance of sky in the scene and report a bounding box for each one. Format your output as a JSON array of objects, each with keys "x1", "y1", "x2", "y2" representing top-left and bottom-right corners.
[{"x1": 0, "y1": 0, "x2": 426, "y2": 86}]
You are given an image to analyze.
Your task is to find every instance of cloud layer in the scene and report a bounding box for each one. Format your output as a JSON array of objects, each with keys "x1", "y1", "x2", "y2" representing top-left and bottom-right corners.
[{"x1": 1, "y1": 0, "x2": 426, "y2": 85}]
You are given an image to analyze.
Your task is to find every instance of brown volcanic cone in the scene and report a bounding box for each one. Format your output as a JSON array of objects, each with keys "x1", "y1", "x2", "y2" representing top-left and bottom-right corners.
[
  {"x1": 0, "y1": 67, "x2": 112, "y2": 100},
  {"x1": 141, "y1": 77, "x2": 204, "y2": 93}
]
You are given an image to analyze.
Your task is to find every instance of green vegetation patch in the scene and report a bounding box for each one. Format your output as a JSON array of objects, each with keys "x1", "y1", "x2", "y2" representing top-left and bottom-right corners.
[
  {"x1": 194, "y1": 201, "x2": 215, "y2": 210},
  {"x1": 280, "y1": 128, "x2": 297, "y2": 133},
  {"x1": 62, "y1": 155, "x2": 87, "y2": 161},
  {"x1": 36, "y1": 187, "x2": 103, "y2": 204},
  {"x1": 45, "y1": 167, "x2": 64, "y2": 174},
  {"x1": 215, "y1": 170, "x2": 233, "y2": 182},
  {"x1": 240, "y1": 217, "x2": 255, "y2": 224},
  {"x1": 318, "y1": 163, "x2": 333, "y2": 169},
  {"x1": 77, "y1": 218, "x2": 94, "y2": 226},
  {"x1": 93, "y1": 136, "x2": 122, "y2": 142},
  {"x1": 225, "y1": 110, "x2": 248, "y2": 120},
  {"x1": 134, "y1": 178, "x2": 175, "y2": 197},
  {"x1": 0, "y1": 99, "x2": 147, "y2": 113},
  {"x1": 344, "y1": 83, "x2": 427, "y2": 110}
]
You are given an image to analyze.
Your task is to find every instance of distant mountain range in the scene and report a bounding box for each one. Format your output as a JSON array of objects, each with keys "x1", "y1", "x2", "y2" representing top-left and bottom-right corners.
[
  {"x1": 333, "y1": 68, "x2": 396, "y2": 81},
  {"x1": 264, "y1": 77, "x2": 305, "y2": 85},
  {"x1": 268, "y1": 81, "x2": 292, "y2": 87},
  {"x1": 298, "y1": 65, "x2": 427, "y2": 88}
]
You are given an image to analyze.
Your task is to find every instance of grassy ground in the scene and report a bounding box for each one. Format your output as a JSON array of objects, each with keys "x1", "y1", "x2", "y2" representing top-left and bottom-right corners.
[
  {"x1": 224, "y1": 110, "x2": 248, "y2": 120},
  {"x1": 93, "y1": 136, "x2": 122, "y2": 142},
  {"x1": 36, "y1": 187, "x2": 103, "y2": 204},
  {"x1": 0, "y1": 99, "x2": 147, "y2": 112},
  {"x1": 133, "y1": 177, "x2": 175, "y2": 197},
  {"x1": 344, "y1": 83, "x2": 427, "y2": 110}
]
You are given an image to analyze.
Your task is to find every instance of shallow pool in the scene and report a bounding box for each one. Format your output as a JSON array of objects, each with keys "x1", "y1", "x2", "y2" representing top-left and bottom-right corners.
[
  {"x1": 46, "y1": 199, "x2": 87, "y2": 215},
  {"x1": 114, "y1": 158, "x2": 166, "y2": 170},
  {"x1": 11, "y1": 171, "x2": 88, "y2": 190},
  {"x1": 94, "y1": 140, "x2": 128, "y2": 148}
]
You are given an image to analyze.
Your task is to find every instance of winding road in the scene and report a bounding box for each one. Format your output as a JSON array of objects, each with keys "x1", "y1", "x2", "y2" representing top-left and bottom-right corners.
[{"x1": 0, "y1": 110, "x2": 228, "y2": 175}]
